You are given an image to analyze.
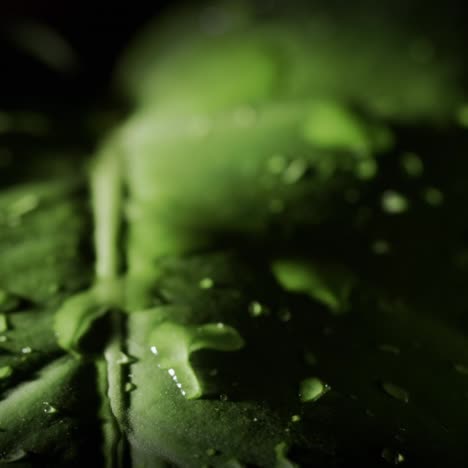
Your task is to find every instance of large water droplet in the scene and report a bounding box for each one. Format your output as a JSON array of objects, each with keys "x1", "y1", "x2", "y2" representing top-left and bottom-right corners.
[
  {"x1": 43, "y1": 402, "x2": 58, "y2": 414},
  {"x1": 0, "y1": 366, "x2": 12, "y2": 379},
  {"x1": 291, "y1": 414, "x2": 301, "y2": 423},
  {"x1": 381, "y1": 447, "x2": 405, "y2": 465},
  {"x1": 21, "y1": 346, "x2": 32, "y2": 354},
  {"x1": 381, "y1": 382, "x2": 409, "y2": 403},
  {"x1": 299, "y1": 377, "x2": 330, "y2": 403},
  {"x1": 0, "y1": 448, "x2": 27, "y2": 463},
  {"x1": 381, "y1": 191, "x2": 408, "y2": 214},
  {"x1": 148, "y1": 321, "x2": 244, "y2": 399}
]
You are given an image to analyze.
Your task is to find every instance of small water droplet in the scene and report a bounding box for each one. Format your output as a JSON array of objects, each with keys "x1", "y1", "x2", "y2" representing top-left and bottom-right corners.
[
  {"x1": 454, "y1": 363, "x2": 468, "y2": 375},
  {"x1": 400, "y1": 152, "x2": 423, "y2": 177},
  {"x1": 291, "y1": 414, "x2": 301, "y2": 423},
  {"x1": 356, "y1": 158, "x2": 377, "y2": 180},
  {"x1": 372, "y1": 240, "x2": 391, "y2": 255},
  {"x1": 125, "y1": 382, "x2": 137, "y2": 392},
  {"x1": 21, "y1": 346, "x2": 32, "y2": 354},
  {"x1": 219, "y1": 393, "x2": 229, "y2": 401},
  {"x1": 381, "y1": 382, "x2": 409, "y2": 403},
  {"x1": 299, "y1": 377, "x2": 330, "y2": 403},
  {"x1": 304, "y1": 351, "x2": 318, "y2": 366},
  {"x1": 116, "y1": 352, "x2": 135, "y2": 365},
  {"x1": 277, "y1": 308, "x2": 291, "y2": 322},
  {"x1": 248, "y1": 301, "x2": 268, "y2": 317},
  {"x1": 0, "y1": 366, "x2": 13, "y2": 379},
  {"x1": 199, "y1": 277, "x2": 214, "y2": 289},
  {"x1": 283, "y1": 159, "x2": 308, "y2": 184},
  {"x1": 381, "y1": 191, "x2": 408, "y2": 214},
  {"x1": 150, "y1": 345, "x2": 158, "y2": 355},
  {"x1": 267, "y1": 154, "x2": 287, "y2": 174},
  {"x1": 423, "y1": 187, "x2": 444, "y2": 206},
  {"x1": 381, "y1": 447, "x2": 405, "y2": 465},
  {"x1": 378, "y1": 344, "x2": 400, "y2": 355},
  {"x1": 0, "y1": 314, "x2": 8, "y2": 333},
  {"x1": 43, "y1": 402, "x2": 58, "y2": 414}
]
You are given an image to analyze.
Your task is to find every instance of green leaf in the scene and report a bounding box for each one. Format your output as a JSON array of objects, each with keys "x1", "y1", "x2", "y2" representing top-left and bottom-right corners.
[{"x1": 2, "y1": 2, "x2": 468, "y2": 467}]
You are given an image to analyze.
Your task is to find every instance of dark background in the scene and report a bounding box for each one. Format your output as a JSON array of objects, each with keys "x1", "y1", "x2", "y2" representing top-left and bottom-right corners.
[{"x1": 0, "y1": 0, "x2": 467, "y2": 110}]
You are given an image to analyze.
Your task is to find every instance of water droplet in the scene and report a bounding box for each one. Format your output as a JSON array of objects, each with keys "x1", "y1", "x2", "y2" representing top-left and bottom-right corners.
[
  {"x1": 400, "y1": 152, "x2": 423, "y2": 177},
  {"x1": 372, "y1": 239, "x2": 391, "y2": 255},
  {"x1": 232, "y1": 106, "x2": 257, "y2": 127},
  {"x1": 8, "y1": 193, "x2": 39, "y2": 219},
  {"x1": 381, "y1": 447, "x2": 405, "y2": 465},
  {"x1": 423, "y1": 187, "x2": 444, "y2": 206},
  {"x1": 304, "y1": 351, "x2": 318, "y2": 366},
  {"x1": 0, "y1": 448, "x2": 27, "y2": 462},
  {"x1": 356, "y1": 159, "x2": 377, "y2": 180},
  {"x1": 275, "y1": 442, "x2": 296, "y2": 468},
  {"x1": 291, "y1": 414, "x2": 301, "y2": 423},
  {"x1": 381, "y1": 191, "x2": 408, "y2": 214},
  {"x1": 283, "y1": 159, "x2": 308, "y2": 184},
  {"x1": 378, "y1": 344, "x2": 400, "y2": 355},
  {"x1": 0, "y1": 314, "x2": 8, "y2": 333},
  {"x1": 43, "y1": 402, "x2": 58, "y2": 414},
  {"x1": 454, "y1": 363, "x2": 468, "y2": 375},
  {"x1": 299, "y1": 377, "x2": 330, "y2": 403},
  {"x1": 199, "y1": 277, "x2": 214, "y2": 289},
  {"x1": 125, "y1": 382, "x2": 137, "y2": 392},
  {"x1": 381, "y1": 382, "x2": 409, "y2": 403},
  {"x1": 149, "y1": 321, "x2": 244, "y2": 399},
  {"x1": 248, "y1": 301, "x2": 268, "y2": 317},
  {"x1": 219, "y1": 393, "x2": 229, "y2": 401},
  {"x1": 0, "y1": 366, "x2": 12, "y2": 379},
  {"x1": 21, "y1": 346, "x2": 32, "y2": 354},
  {"x1": 116, "y1": 352, "x2": 135, "y2": 365},
  {"x1": 267, "y1": 154, "x2": 287, "y2": 174},
  {"x1": 277, "y1": 308, "x2": 291, "y2": 322}
]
